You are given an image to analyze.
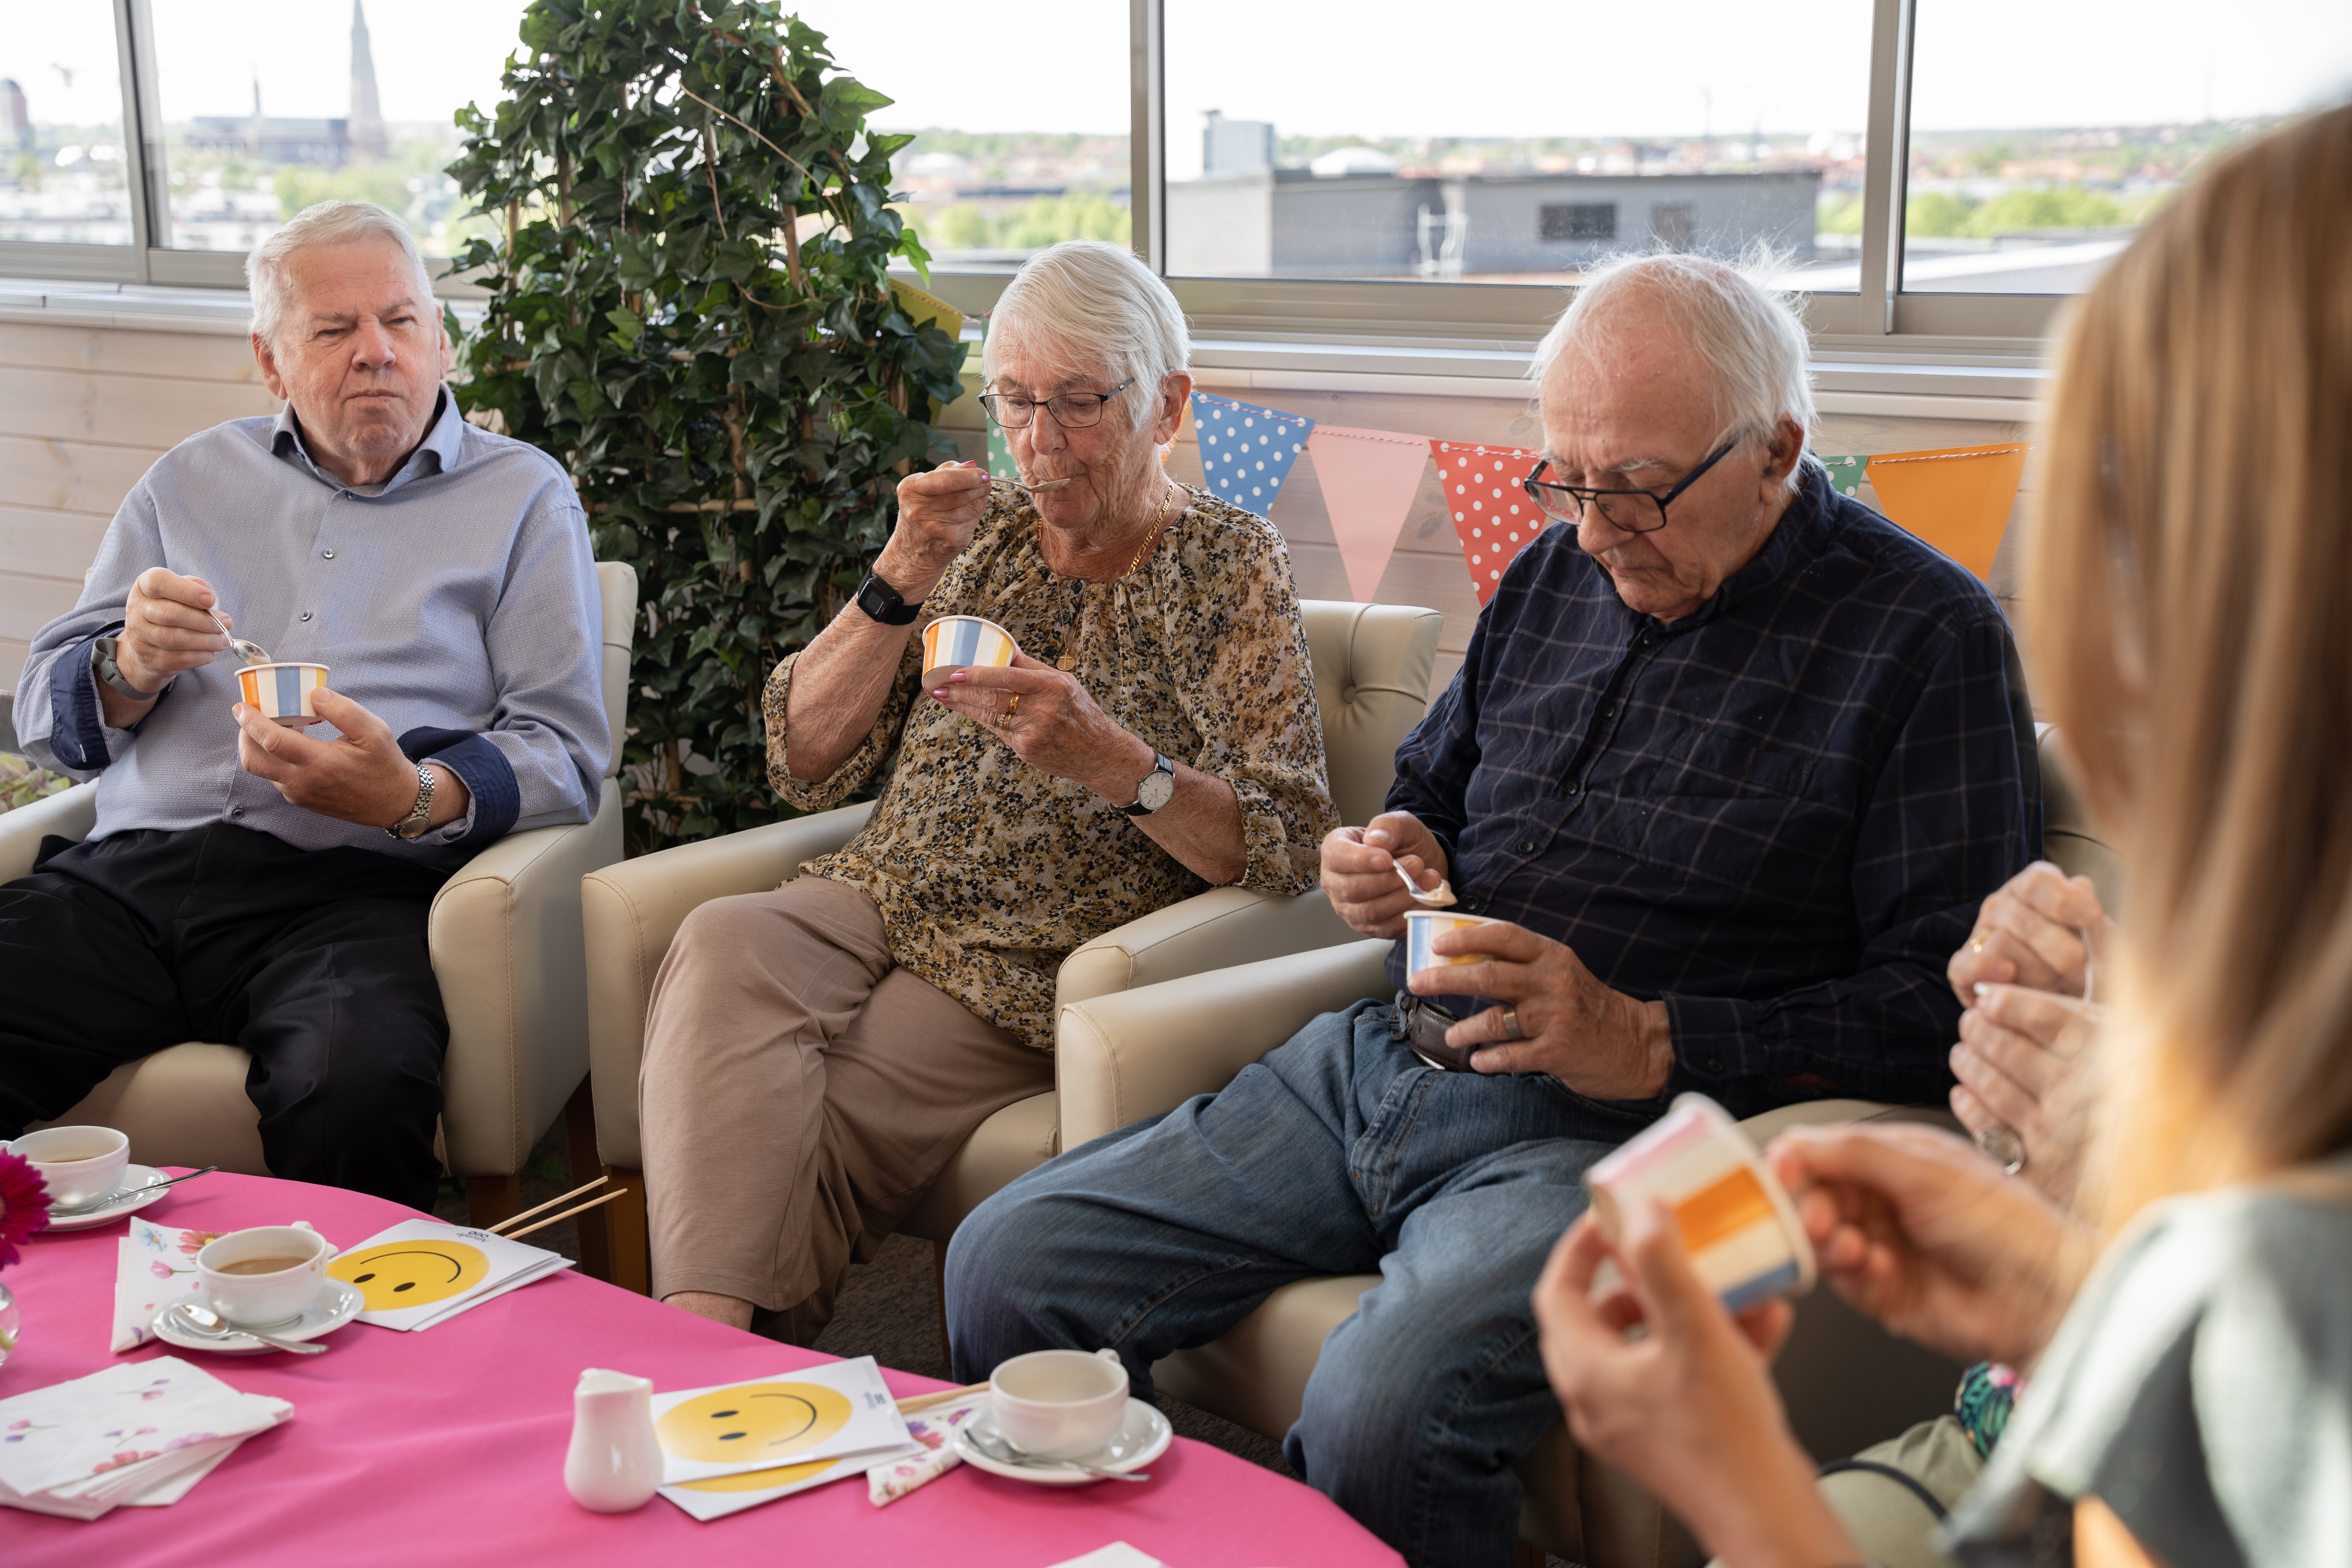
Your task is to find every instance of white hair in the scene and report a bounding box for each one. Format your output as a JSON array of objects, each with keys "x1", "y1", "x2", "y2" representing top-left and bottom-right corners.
[
  {"x1": 983, "y1": 239, "x2": 1190, "y2": 429},
  {"x1": 246, "y1": 201, "x2": 439, "y2": 347},
  {"x1": 1532, "y1": 251, "x2": 1819, "y2": 491}
]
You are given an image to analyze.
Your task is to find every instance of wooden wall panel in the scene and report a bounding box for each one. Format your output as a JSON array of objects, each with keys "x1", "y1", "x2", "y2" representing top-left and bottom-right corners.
[
  {"x1": 0, "y1": 507, "x2": 110, "y2": 585},
  {"x1": 0, "y1": 322, "x2": 264, "y2": 383},
  {"x1": 0, "y1": 436, "x2": 159, "y2": 523},
  {"x1": 0, "y1": 323, "x2": 283, "y2": 691},
  {"x1": 0, "y1": 366, "x2": 279, "y2": 450}
]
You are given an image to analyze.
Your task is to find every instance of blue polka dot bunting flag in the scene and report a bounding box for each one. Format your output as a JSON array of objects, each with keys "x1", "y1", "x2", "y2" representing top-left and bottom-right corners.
[{"x1": 1190, "y1": 392, "x2": 1315, "y2": 516}]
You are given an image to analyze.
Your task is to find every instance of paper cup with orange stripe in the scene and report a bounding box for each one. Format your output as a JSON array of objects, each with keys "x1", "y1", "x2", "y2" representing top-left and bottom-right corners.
[
  {"x1": 1584, "y1": 1093, "x2": 1815, "y2": 1310},
  {"x1": 236, "y1": 661, "x2": 331, "y2": 727},
  {"x1": 920, "y1": 615, "x2": 1020, "y2": 685},
  {"x1": 1404, "y1": 910, "x2": 1504, "y2": 986}
]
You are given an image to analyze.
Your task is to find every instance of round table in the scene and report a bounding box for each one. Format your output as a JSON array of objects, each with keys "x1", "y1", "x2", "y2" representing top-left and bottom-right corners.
[{"x1": 2, "y1": 1170, "x2": 1401, "y2": 1567}]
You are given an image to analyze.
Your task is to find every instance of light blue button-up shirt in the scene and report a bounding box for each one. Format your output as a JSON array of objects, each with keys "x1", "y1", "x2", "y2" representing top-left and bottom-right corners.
[{"x1": 15, "y1": 388, "x2": 608, "y2": 868}]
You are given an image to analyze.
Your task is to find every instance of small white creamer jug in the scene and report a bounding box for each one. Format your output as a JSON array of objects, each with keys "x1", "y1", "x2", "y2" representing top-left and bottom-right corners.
[{"x1": 564, "y1": 1367, "x2": 662, "y2": 1512}]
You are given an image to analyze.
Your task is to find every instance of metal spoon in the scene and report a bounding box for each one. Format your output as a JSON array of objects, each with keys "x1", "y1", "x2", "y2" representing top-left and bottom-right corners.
[
  {"x1": 1395, "y1": 863, "x2": 1458, "y2": 907},
  {"x1": 167, "y1": 1301, "x2": 328, "y2": 1356},
  {"x1": 47, "y1": 1164, "x2": 217, "y2": 1217},
  {"x1": 967, "y1": 1425, "x2": 1149, "y2": 1482},
  {"x1": 204, "y1": 606, "x2": 273, "y2": 666},
  {"x1": 1009, "y1": 477, "x2": 1073, "y2": 491}
]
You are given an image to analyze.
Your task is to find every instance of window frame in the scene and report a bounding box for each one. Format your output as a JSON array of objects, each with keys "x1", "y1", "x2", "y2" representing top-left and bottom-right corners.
[{"x1": 0, "y1": 0, "x2": 2076, "y2": 344}]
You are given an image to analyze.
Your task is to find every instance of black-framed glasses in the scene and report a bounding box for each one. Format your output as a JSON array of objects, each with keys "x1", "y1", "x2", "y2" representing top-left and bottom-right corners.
[
  {"x1": 979, "y1": 377, "x2": 1136, "y2": 430},
  {"x1": 1520, "y1": 438, "x2": 1743, "y2": 533}
]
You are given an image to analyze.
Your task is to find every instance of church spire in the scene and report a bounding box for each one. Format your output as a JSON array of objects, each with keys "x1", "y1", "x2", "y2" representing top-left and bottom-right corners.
[{"x1": 349, "y1": 0, "x2": 386, "y2": 159}]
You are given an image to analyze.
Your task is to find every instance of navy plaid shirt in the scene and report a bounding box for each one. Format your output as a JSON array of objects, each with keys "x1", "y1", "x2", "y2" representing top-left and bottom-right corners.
[{"x1": 1387, "y1": 464, "x2": 2041, "y2": 1116}]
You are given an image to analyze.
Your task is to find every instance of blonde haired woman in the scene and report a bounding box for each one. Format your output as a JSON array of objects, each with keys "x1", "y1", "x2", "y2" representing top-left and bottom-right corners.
[{"x1": 1532, "y1": 105, "x2": 2352, "y2": 1568}]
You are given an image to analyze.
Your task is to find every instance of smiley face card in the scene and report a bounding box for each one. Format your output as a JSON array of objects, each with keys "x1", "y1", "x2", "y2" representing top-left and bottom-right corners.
[
  {"x1": 650, "y1": 1355, "x2": 914, "y2": 1486},
  {"x1": 327, "y1": 1219, "x2": 572, "y2": 1331}
]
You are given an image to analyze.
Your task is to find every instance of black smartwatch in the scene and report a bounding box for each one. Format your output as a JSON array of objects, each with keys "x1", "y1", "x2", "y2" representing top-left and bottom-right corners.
[{"x1": 853, "y1": 572, "x2": 923, "y2": 626}]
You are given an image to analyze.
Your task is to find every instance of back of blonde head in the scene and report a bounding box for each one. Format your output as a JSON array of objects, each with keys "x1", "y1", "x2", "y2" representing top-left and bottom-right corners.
[{"x1": 2030, "y1": 106, "x2": 2352, "y2": 1223}]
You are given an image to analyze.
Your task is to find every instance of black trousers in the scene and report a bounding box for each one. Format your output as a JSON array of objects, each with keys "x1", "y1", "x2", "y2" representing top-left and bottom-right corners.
[{"x1": 0, "y1": 823, "x2": 451, "y2": 1210}]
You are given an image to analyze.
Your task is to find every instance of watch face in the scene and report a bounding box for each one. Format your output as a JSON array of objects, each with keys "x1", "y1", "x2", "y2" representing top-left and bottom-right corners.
[{"x1": 1137, "y1": 764, "x2": 1176, "y2": 812}]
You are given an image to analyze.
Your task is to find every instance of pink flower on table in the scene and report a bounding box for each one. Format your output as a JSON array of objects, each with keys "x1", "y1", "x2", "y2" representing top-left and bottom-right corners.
[
  {"x1": 0, "y1": 1149, "x2": 50, "y2": 1268},
  {"x1": 176, "y1": 1231, "x2": 220, "y2": 1256},
  {"x1": 92, "y1": 1450, "x2": 161, "y2": 1473},
  {"x1": 150, "y1": 1261, "x2": 176, "y2": 1280}
]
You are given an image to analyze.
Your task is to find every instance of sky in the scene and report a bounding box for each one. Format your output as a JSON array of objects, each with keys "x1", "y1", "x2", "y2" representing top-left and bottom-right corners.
[{"x1": 6, "y1": 0, "x2": 2346, "y2": 160}]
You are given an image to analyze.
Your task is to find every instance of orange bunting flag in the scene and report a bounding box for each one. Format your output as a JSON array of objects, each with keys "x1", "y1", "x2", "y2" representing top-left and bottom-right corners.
[
  {"x1": 1861, "y1": 442, "x2": 2028, "y2": 583},
  {"x1": 1429, "y1": 440, "x2": 1548, "y2": 606}
]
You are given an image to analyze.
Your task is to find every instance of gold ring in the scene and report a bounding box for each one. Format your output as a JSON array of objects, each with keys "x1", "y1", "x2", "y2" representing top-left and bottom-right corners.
[
  {"x1": 1501, "y1": 1006, "x2": 1524, "y2": 1042},
  {"x1": 1967, "y1": 929, "x2": 1993, "y2": 954},
  {"x1": 1007, "y1": 693, "x2": 1020, "y2": 717}
]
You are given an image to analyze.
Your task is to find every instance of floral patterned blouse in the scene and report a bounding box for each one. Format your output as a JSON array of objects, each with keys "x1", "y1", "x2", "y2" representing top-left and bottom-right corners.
[{"x1": 765, "y1": 480, "x2": 1335, "y2": 1050}]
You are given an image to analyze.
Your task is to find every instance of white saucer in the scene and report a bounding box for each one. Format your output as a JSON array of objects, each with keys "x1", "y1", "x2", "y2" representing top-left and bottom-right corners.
[
  {"x1": 953, "y1": 1399, "x2": 1171, "y2": 1486},
  {"x1": 151, "y1": 1279, "x2": 365, "y2": 1355},
  {"x1": 44, "y1": 1165, "x2": 172, "y2": 1230}
]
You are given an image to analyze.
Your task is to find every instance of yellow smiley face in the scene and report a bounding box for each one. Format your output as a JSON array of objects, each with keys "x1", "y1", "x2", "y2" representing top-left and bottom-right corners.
[
  {"x1": 676, "y1": 1457, "x2": 836, "y2": 1494},
  {"x1": 656, "y1": 1382, "x2": 854, "y2": 1465},
  {"x1": 329, "y1": 1241, "x2": 491, "y2": 1310}
]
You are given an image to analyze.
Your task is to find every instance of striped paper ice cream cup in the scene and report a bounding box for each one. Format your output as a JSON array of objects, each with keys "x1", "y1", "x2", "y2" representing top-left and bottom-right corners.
[
  {"x1": 921, "y1": 616, "x2": 1020, "y2": 683},
  {"x1": 237, "y1": 662, "x2": 331, "y2": 726},
  {"x1": 1404, "y1": 910, "x2": 1502, "y2": 980},
  {"x1": 1585, "y1": 1093, "x2": 1816, "y2": 1310}
]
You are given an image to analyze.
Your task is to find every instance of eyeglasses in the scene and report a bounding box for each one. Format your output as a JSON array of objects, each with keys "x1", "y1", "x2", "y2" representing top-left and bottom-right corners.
[
  {"x1": 979, "y1": 378, "x2": 1136, "y2": 430},
  {"x1": 1519, "y1": 438, "x2": 1743, "y2": 533}
]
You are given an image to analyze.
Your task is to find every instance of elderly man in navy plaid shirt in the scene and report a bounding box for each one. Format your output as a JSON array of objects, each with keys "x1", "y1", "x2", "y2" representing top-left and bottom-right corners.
[{"x1": 949, "y1": 255, "x2": 2038, "y2": 1567}]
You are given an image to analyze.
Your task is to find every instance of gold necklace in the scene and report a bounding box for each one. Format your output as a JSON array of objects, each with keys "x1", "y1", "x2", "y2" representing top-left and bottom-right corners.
[{"x1": 1051, "y1": 479, "x2": 1183, "y2": 671}]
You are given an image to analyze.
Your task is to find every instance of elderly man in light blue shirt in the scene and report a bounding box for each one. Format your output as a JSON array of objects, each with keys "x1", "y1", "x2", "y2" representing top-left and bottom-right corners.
[{"x1": 2, "y1": 200, "x2": 607, "y2": 1208}]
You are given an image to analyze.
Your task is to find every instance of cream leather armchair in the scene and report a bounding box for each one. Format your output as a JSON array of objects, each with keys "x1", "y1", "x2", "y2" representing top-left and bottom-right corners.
[
  {"x1": 1049, "y1": 731, "x2": 2123, "y2": 1568},
  {"x1": 578, "y1": 599, "x2": 1445, "y2": 1294},
  {"x1": 6, "y1": 562, "x2": 640, "y2": 1243}
]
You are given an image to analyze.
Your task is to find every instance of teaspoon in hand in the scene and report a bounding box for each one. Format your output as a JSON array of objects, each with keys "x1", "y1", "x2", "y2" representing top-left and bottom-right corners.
[
  {"x1": 1396, "y1": 863, "x2": 1457, "y2": 907},
  {"x1": 205, "y1": 606, "x2": 273, "y2": 666}
]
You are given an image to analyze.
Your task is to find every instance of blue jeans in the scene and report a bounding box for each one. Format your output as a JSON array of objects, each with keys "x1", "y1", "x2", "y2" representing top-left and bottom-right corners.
[{"x1": 945, "y1": 999, "x2": 1662, "y2": 1568}]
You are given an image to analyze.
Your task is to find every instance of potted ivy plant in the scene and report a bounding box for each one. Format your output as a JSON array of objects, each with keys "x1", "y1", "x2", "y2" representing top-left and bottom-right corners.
[{"x1": 448, "y1": 0, "x2": 966, "y2": 853}]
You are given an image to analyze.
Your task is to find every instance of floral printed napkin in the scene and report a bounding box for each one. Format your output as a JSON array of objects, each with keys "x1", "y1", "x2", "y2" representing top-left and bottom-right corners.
[
  {"x1": 111, "y1": 1221, "x2": 223, "y2": 1353},
  {"x1": 0, "y1": 1357, "x2": 290, "y2": 1520},
  {"x1": 867, "y1": 1393, "x2": 990, "y2": 1506}
]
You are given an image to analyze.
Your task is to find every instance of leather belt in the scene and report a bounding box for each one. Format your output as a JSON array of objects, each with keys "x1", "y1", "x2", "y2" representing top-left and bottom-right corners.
[{"x1": 1394, "y1": 991, "x2": 1476, "y2": 1071}]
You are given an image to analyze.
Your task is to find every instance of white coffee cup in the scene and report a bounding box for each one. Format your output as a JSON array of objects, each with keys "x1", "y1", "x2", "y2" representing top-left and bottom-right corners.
[
  {"x1": 196, "y1": 1223, "x2": 338, "y2": 1328},
  {"x1": 9, "y1": 1125, "x2": 131, "y2": 1210},
  {"x1": 989, "y1": 1348, "x2": 1130, "y2": 1460}
]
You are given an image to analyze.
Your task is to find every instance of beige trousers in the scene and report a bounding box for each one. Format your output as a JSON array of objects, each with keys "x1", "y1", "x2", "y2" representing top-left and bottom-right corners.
[{"x1": 639, "y1": 875, "x2": 1053, "y2": 1337}]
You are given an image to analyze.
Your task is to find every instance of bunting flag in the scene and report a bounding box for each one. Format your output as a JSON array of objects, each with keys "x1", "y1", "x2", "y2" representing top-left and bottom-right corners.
[
  {"x1": 986, "y1": 418, "x2": 1016, "y2": 481},
  {"x1": 1306, "y1": 425, "x2": 1431, "y2": 602},
  {"x1": 1192, "y1": 392, "x2": 1315, "y2": 514},
  {"x1": 1430, "y1": 440, "x2": 1547, "y2": 606},
  {"x1": 1863, "y1": 442, "x2": 2028, "y2": 583},
  {"x1": 887, "y1": 277, "x2": 965, "y2": 346},
  {"x1": 1817, "y1": 452, "x2": 1869, "y2": 498}
]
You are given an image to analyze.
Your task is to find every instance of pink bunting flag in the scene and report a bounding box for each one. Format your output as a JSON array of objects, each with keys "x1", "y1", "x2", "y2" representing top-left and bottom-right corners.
[
  {"x1": 1429, "y1": 440, "x2": 1547, "y2": 606},
  {"x1": 1304, "y1": 425, "x2": 1432, "y2": 602}
]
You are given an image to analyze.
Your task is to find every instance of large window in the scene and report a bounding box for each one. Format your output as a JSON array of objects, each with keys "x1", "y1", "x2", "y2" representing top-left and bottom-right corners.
[
  {"x1": 7, "y1": 1, "x2": 2350, "y2": 338},
  {"x1": 1162, "y1": 0, "x2": 1874, "y2": 291},
  {"x1": 142, "y1": 0, "x2": 527, "y2": 257},
  {"x1": 787, "y1": 1, "x2": 1129, "y2": 272},
  {"x1": 0, "y1": 0, "x2": 133, "y2": 245},
  {"x1": 1903, "y1": 0, "x2": 2352, "y2": 295}
]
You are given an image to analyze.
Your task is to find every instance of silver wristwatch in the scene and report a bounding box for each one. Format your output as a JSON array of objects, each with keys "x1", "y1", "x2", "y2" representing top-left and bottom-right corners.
[
  {"x1": 92, "y1": 636, "x2": 167, "y2": 701},
  {"x1": 387, "y1": 762, "x2": 436, "y2": 840},
  {"x1": 1121, "y1": 752, "x2": 1177, "y2": 816}
]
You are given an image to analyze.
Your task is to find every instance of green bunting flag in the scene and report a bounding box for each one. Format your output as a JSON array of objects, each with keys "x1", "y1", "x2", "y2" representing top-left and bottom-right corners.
[{"x1": 1818, "y1": 453, "x2": 1869, "y2": 498}]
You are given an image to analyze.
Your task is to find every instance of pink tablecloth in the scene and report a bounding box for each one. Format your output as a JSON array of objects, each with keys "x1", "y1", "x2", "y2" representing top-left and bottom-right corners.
[{"x1": 3, "y1": 1172, "x2": 1399, "y2": 1568}]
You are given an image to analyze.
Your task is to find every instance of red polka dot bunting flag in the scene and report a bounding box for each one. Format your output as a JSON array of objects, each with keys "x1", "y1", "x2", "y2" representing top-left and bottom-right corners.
[{"x1": 1429, "y1": 440, "x2": 1548, "y2": 606}]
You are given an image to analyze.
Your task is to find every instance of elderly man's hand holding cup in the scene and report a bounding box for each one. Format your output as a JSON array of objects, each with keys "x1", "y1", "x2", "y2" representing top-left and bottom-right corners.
[{"x1": 233, "y1": 688, "x2": 470, "y2": 834}]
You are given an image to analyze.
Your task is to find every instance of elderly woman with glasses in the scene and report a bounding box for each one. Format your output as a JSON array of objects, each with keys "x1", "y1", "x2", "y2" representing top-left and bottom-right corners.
[{"x1": 639, "y1": 239, "x2": 1336, "y2": 1337}]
